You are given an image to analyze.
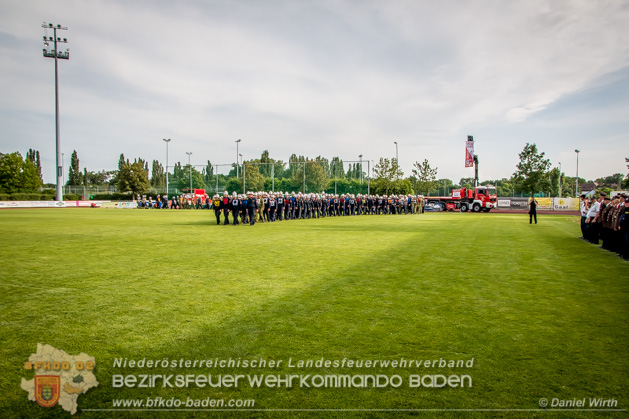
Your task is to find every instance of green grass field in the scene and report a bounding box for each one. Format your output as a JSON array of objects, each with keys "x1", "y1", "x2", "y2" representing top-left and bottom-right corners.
[{"x1": 1, "y1": 209, "x2": 627, "y2": 417}]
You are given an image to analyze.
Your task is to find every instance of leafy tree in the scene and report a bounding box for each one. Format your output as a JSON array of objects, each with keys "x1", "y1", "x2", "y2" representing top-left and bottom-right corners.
[
  {"x1": 391, "y1": 178, "x2": 413, "y2": 194},
  {"x1": 150, "y1": 160, "x2": 165, "y2": 189},
  {"x1": 0, "y1": 152, "x2": 42, "y2": 193},
  {"x1": 225, "y1": 177, "x2": 241, "y2": 194},
  {"x1": 203, "y1": 160, "x2": 214, "y2": 190},
  {"x1": 259, "y1": 150, "x2": 271, "y2": 177},
  {"x1": 87, "y1": 170, "x2": 112, "y2": 185},
  {"x1": 286, "y1": 154, "x2": 300, "y2": 178},
  {"x1": 513, "y1": 143, "x2": 551, "y2": 196},
  {"x1": 459, "y1": 177, "x2": 475, "y2": 189},
  {"x1": 305, "y1": 158, "x2": 328, "y2": 192},
  {"x1": 173, "y1": 164, "x2": 205, "y2": 192},
  {"x1": 117, "y1": 161, "x2": 150, "y2": 195},
  {"x1": 243, "y1": 162, "x2": 265, "y2": 192},
  {"x1": 315, "y1": 156, "x2": 329, "y2": 179},
  {"x1": 372, "y1": 157, "x2": 403, "y2": 195},
  {"x1": 26, "y1": 149, "x2": 43, "y2": 182},
  {"x1": 412, "y1": 159, "x2": 438, "y2": 195},
  {"x1": 329, "y1": 157, "x2": 345, "y2": 178},
  {"x1": 67, "y1": 150, "x2": 81, "y2": 186},
  {"x1": 272, "y1": 159, "x2": 286, "y2": 180}
]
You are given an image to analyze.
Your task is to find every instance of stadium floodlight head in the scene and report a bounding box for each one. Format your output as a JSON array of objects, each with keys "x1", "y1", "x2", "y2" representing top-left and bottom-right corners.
[{"x1": 42, "y1": 22, "x2": 69, "y2": 202}]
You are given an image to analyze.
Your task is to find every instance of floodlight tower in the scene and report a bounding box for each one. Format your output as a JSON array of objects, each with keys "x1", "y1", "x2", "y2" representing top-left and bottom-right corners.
[
  {"x1": 359, "y1": 154, "x2": 363, "y2": 184},
  {"x1": 575, "y1": 149, "x2": 580, "y2": 196},
  {"x1": 163, "y1": 139, "x2": 171, "y2": 195},
  {"x1": 394, "y1": 141, "x2": 398, "y2": 164},
  {"x1": 235, "y1": 139, "x2": 241, "y2": 178},
  {"x1": 42, "y1": 22, "x2": 69, "y2": 201},
  {"x1": 186, "y1": 152, "x2": 193, "y2": 193}
]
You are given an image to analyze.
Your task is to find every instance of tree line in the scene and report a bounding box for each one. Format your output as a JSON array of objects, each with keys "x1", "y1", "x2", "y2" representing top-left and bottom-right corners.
[{"x1": 1, "y1": 146, "x2": 628, "y2": 198}]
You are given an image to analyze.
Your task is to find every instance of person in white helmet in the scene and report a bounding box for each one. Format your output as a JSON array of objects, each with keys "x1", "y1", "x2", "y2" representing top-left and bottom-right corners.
[
  {"x1": 220, "y1": 191, "x2": 231, "y2": 225},
  {"x1": 268, "y1": 192, "x2": 276, "y2": 222},
  {"x1": 230, "y1": 192, "x2": 241, "y2": 225},
  {"x1": 276, "y1": 192, "x2": 284, "y2": 221},
  {"x1": 212, "y1": 194, "x2": 222, "y2": 225}
]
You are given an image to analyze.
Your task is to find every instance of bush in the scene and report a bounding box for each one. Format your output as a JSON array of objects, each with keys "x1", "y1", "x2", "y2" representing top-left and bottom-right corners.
[{"x1": 0, "y1": 194, "x2": 52, "y2": 201}]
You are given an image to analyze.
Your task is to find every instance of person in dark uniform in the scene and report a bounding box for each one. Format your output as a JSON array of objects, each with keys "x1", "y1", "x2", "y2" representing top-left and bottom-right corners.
[
  {"x1": 289, "y1": 192, "x2": 297, "y2": 220},
  {"x1": 212, "y1": 194, "x2": 222, "y2": 225},
  {"x1": 619, "y1": 196, "x2": 629, "y2": 260},
  {"x1": 241, "y1": 194, "x2": 248, "y2": 224},
  {"x1": 268, "y1": 193, "x2": 276, "y2": 222},
  {"x1": 579, "y1": 195, "x2": 588, "y2": 239},
  {"x1": 284, "y1": 193, "x2": 291, "y2": 220},
  {"x1": 276, "y1": 192, "x2": 284, "y2": 221},
  {"x1": 247, "y1": 191, "x2": 258, "y2": 226},
  {"x1": 262, "y1": 193, "x2": 270, "y2": 222},
  {"x1": 230, "y1": 192, "x2": 240, "y2": 225},
  {"x1": 220, "y1": 191, "x2": 231, "y2": 225},
  {"x1": 528, "y1": 196, "x2": 538, "y2": 224}
]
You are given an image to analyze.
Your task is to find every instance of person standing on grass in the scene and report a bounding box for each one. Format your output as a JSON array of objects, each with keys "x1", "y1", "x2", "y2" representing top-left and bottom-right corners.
[
  {"x1": 528, "y1": 196, "x2": 538, "y2": 224},
  {"x1": 585, "y1": 194, "x2": 602, "y2": 243},
  {"x1": 220, "y1": 191, "x2": 231, "y2": 225},
  {"x1": 579, "y1": 195, "x2": 589, "y2": 239},
  {"x1": 212, "y1": 194, "x2": 222, "y2": 225},
  {"x1": 619, "y1": 196, "x2": 629, "y2": 260},
  {"x1": 247, "y1": 191, "x2": 258, "y2": 226}
]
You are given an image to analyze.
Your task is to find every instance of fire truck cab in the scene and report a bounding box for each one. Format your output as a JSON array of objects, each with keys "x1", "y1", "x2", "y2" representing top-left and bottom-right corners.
[{"x1": 458, "y1": 185, "x2": 497, "y2": 212}]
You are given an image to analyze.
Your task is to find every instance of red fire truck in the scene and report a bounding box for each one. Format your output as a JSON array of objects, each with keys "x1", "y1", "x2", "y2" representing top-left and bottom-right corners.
[{"x1": 425, "y1": 185, "x2": 497, "y2": 212}]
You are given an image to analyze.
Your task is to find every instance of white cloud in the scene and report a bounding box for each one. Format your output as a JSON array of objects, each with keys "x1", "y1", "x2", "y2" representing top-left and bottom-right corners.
[{"x1": 0, "y1": 0, "x2": 628, "y2": 183}]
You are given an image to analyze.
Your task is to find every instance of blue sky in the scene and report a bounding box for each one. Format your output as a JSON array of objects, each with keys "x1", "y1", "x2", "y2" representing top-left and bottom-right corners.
[{"x1": 1, "y1": 0, "x2": 628, "y2": 184}]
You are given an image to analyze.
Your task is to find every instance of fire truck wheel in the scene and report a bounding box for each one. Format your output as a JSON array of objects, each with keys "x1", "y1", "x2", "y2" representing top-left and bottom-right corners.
[
  {"x1": 460, "y1": 203, "x2": 468, "y2": 212},
  {"x1": 472, "y1": 203, "x2": 481, "y2": 212}
]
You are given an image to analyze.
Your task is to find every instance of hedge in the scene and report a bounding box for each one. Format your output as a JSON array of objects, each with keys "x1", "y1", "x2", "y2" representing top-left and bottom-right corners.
[{"x1": 0, "y1": 193, "x2": 81, "y2": 201}]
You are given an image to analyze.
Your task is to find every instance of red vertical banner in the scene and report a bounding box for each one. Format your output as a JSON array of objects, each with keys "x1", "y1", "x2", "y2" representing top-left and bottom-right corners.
[{"x1": 465, "y1": 138, "x2": 474, "y2": 167}]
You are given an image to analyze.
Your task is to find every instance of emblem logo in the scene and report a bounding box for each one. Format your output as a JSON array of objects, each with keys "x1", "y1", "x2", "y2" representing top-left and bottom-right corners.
[{"x1": 34, "y1": 375, "x2": 61, "y2": 408}]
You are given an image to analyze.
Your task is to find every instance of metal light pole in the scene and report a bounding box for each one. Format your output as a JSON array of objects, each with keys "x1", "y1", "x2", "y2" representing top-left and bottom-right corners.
[
  {"x1": 575, "y1": 149, "x2": 580, "y2": 196},
  {"x1": 558, "y1": 162, "x2": 562, "y2": 198},
  {"x1": 394, "y1": 142, "x2": 398, "y2": 165},
  {"x1": 242, "y1": 161, "x2": 246, "y2": 193},
  {"x1": 334, "y1": 159, "x2": 337, "y2": 195},
  {"x1": 239, "y1": 153, "x2": 243, "y2": 191},
  {"x1": 359, "y1": 154, "x2": 363, "y2": 184},
  {"x1": 367, "y1": 160, "x2": 371, "y2": 195},
  {"x1": 42, "y1": 23, "x2": 69, "y2": 201},
  {"x1": 186, "y1": 152, "x2": 192, "y2": 193},
  {"x1": 235, "y1": 139, "x2": 241, "y2": 178},
  {"x1": 163, "y1": 139, "x2": 171, "y2": 195},
  {"x1": 61, "y1": 153, "x2": 65, "y2": 191}
]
